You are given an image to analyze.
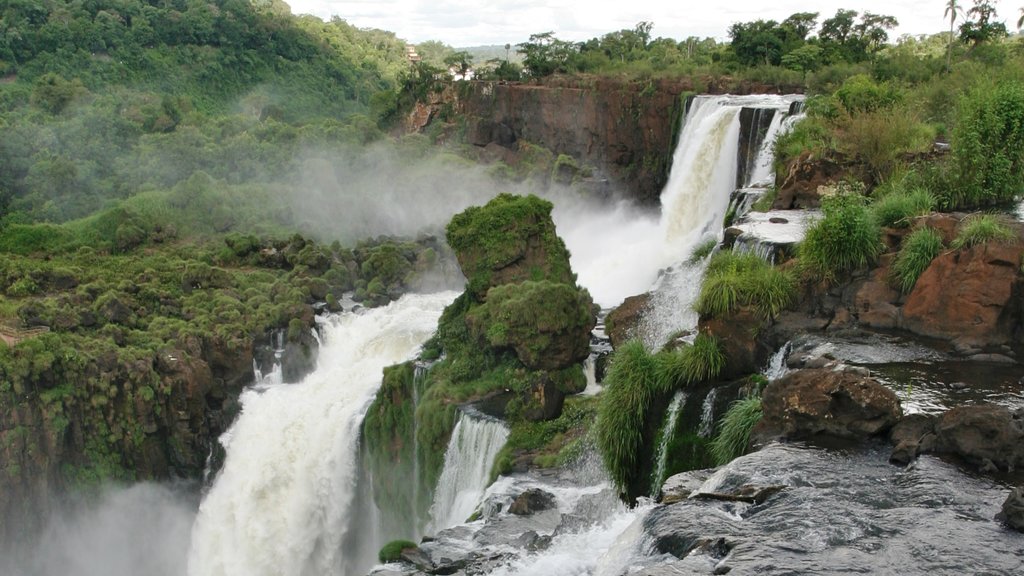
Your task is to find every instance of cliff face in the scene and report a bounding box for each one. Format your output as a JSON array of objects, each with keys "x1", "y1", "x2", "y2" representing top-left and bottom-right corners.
[{"x1": 412, "y1": 76, "x2": 801, "y2": 204}]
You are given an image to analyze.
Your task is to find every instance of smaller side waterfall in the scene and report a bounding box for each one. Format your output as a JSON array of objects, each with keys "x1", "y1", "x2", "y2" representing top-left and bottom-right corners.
[
  {"x1": 764, "y1": 342, "x2": 792, "y2": 381},
  {"x1": 650, "y1": 391, "x2": 687, "y2": 496},
  {"x1": 427, "y1": 411, "x2": 509, "y2": 533},
  {"x1": 697, "y1": 388, "x2": 719, "y2": 438}
]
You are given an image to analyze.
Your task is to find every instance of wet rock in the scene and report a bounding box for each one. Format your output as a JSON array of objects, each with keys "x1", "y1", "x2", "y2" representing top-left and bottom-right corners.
[
  {"x1": 692, "y1": 484, "x2": 786, "y2": 505},
  {"x1": 605, "y1": 293, "x2": 651, "y2": 349},
  {"x1": 929, "y1": 405, "x2": 1024, "y2": 471},
  {"x1": 509, "y1": 488, "x2": 557, "y2": 516},
  {"x1": 699, "y1": 306, "x2": 770, "y2": 379},
  {"x1": 753, "y1": 368, "x2": 902, "y2": 445},
  {"x1": 996, "y1": 487, "x2": 1024, "y2": 532},
  {"x1": 773, "y1": 154, "x2": 863, "y2": 210},
  {"x1": 888, "y1": 413, "x2": 938, "y2": 465},
  {"x1": 660, "y1": 469, "x2": 713, "y2": 504}
]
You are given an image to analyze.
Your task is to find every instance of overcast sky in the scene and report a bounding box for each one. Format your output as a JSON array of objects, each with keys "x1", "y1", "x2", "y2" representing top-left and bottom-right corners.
[{"x1": 284, "y1": 1, "x2": 1020, "y2": 47}]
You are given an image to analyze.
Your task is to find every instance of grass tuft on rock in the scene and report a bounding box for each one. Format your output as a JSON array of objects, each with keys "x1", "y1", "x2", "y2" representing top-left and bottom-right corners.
[
  {"x1": 695, "y1": 252, "x2": 796, "y2": 320},
  {"x1": 950, "y1": 215, "x2": 1017, "y2": 250},
  {"x1": 709, "y1": 396, "x2": 763, "y2": 466},
  {"x1": 870, "y1": 188, "x2": 935, "y2": 229},
  {"x1": 891, "y1": 228, "x2": 943, "y2": 293},
  {"x1": 595, "y1": 340, "x2": 656, "y2": 493},
  {"x1": 378, "y1": 540, "x2": 418, "y2": 563}
]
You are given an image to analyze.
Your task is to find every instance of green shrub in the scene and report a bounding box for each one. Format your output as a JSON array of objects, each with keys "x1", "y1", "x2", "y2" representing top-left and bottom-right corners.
[
  {"x1": 947, "y1": 81, "x2": 1024, "y2": 209},
  {"x1": 773, "y1": 116, "x2": 833, "y2": 167},
  {"x1": 950, "y1": 215, "x2": 1017, "y2": 249},
  {"x1": 378, "y1": 540, "x2": 418, "y2": 563},
  {"x1": 687, "y1": 238, "x2": 717, "y2": 264},
  {"x1": 595, "y1": 340, "x2": 656, "y2": 493},
  {"x1": 694, "y1": 252, "x2": 796, "y2": 320},
  {"x1": 835, "y1": 108, "x2": 934, "y2": 182},
  {"x1": 891, "y1": 228, "x2": 943, "y2": 293},
  {"x1": 870, "y1": 188, "x2": 935, "y2": 228},
  {"x1": 800, "y1": 194, "x2": 883, "y2": 280},
  {"x1": 709, "y1": 396, "x2": 762, "y2": 465},
  {"x1": 834, "y1": 74, "x2": 903, "y2": 113}
]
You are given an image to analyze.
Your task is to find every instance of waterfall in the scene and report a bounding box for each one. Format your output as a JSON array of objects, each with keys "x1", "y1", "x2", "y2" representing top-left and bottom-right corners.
[
  {"x1": 660, "y1": 97, "x2": 744, "y2": 248},
  {"x1": 426, "y1": 411, "x2": 509, "y2": 533},
  {"x1": 650, "y1": 391, "x2": 687, "y2": 496},
  {"x1": 765, "y1": 342, "x2": 792, "y2": 381},
  {"x1": 253, "y1": 329, "x2": 285, "y2": 386},
  {"x1": 187, "y1": 292, "x2": 455, "y2": 576},
  {"x1": 697, "y1": 388, "x2": 719, "y2": 438},
  {"x1": 746, "y1": 110, "x2": 786, "y2": 188}
]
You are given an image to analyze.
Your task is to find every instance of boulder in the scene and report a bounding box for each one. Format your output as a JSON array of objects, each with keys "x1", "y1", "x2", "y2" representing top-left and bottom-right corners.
[
  {"x1": 888, "y1": 413, "x2": 937, "y2": 465},
  {"x1": 509, "y1": 488, "x2": 557, "y2": 516},
  {"x1": 752, "y1": 368, "x2": 902, "y2": 444},
  {"x1": 902, "y1": 242, "x2": 1024, "y2": 349},
  {"x1": 605, "y1": 293, "x2": 650, "y2": 349},
  {"x1": 929, "y1": 404, "x2": 1024, "y2": 471},
  {"x1": 698, "y1": 306, "x2": 769, "y2": 379},
  {"x1": 996, "y1": 487, "x2": 1024, "y2": 532}
]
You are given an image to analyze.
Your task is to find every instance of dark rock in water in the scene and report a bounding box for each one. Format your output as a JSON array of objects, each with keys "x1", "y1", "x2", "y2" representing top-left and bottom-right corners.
[
  {"x1": 929, "y1": 405, "x2": 1024, "y2": 472},
  {"x1": 768, "y1": 216, "x2": 789, "y2": 224},
  {"x1": 753, "y1": 368, "x2": 902, "y2": 445},
  {"x1": 691, "y1": 484, "x2": 786, "y2": 505},
  {"x1": 605, "y1": 293, "x2": 651, "y2": 348},
  {"x1": 509, "y1": 488, "x2": 557, "y2": 516},
  {"x1": 997, "y1": 487, "x2": 1024, "y2": 532},
  {"x1": 888, "y1": 413, "x2": 937, "y2": 465},
  {"x1": 660, "y1": 469, "x2": 713, "y2": 504}
]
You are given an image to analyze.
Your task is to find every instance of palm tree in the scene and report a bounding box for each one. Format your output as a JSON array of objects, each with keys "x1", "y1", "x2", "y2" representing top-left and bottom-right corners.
[{"x1": 945, "y1": 0, "x2": 963, "y2": 71}]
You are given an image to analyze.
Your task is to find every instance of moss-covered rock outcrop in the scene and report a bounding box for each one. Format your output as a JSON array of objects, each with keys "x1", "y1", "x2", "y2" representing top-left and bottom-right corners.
[
  {"x1": 446, "y1": 193, "x2": 575, "y2": 300},
  {"x1": 363, "y1": 193, "x2": 595, "y2": 537}
]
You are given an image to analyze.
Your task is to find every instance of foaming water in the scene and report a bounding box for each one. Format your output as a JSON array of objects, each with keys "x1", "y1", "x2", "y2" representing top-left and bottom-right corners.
[
  {"x1": 187, "y1": 292, "x2": 456, "y2": 576},
  {"x1": 1, "y1": 483, "x2": 197, "y2": 576}
]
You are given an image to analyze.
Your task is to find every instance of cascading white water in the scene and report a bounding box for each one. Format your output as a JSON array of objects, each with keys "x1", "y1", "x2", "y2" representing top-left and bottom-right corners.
[
  {"x1": 697, "y1": 388, "x2": 719, "y2": 438},
  {"x1": 764, "y1": 341, "x2": 792, "y2": 381},
  {"x1": 426, "y1": 411, "x2": 509, "y2": 533},
  {"x1": 187, "y1": 292, "x2": 455, "y2": 576},
  {"x1": 746, "y1": 110, "x2": 786, "y2": 188},
  {"x1": 660, "y1": 97, "x2": 744, "y2": 249},
  {"x1": 650, "y1": 390, "x2": 687, "y2": 496}
]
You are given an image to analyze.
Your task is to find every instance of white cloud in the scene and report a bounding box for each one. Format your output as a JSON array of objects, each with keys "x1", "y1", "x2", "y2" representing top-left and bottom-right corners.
[{"x1": 284, "y1": 0, "x2": 1015, "y2": 46}]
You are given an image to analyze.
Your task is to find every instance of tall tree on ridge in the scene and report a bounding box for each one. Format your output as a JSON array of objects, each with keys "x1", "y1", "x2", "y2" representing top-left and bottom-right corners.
[{"x1": 944, "y1": 0, "x2": 963, "y2": 71}]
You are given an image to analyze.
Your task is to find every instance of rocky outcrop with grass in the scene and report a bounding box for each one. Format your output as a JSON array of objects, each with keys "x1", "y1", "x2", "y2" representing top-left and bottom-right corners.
[{"x1": 362, "y1": 193, "x2": 595, "y2": 536}]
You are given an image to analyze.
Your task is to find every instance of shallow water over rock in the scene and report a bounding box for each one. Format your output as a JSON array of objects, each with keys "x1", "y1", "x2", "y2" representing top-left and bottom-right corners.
[{"x1": 636, "y1": 443, "x2": 1024, "y2": 575}]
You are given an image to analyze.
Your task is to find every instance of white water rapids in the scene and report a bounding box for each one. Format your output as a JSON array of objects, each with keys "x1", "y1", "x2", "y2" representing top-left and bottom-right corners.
[{"x1": 187, "y1": 292, "x2": 456, "y2": 576}]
